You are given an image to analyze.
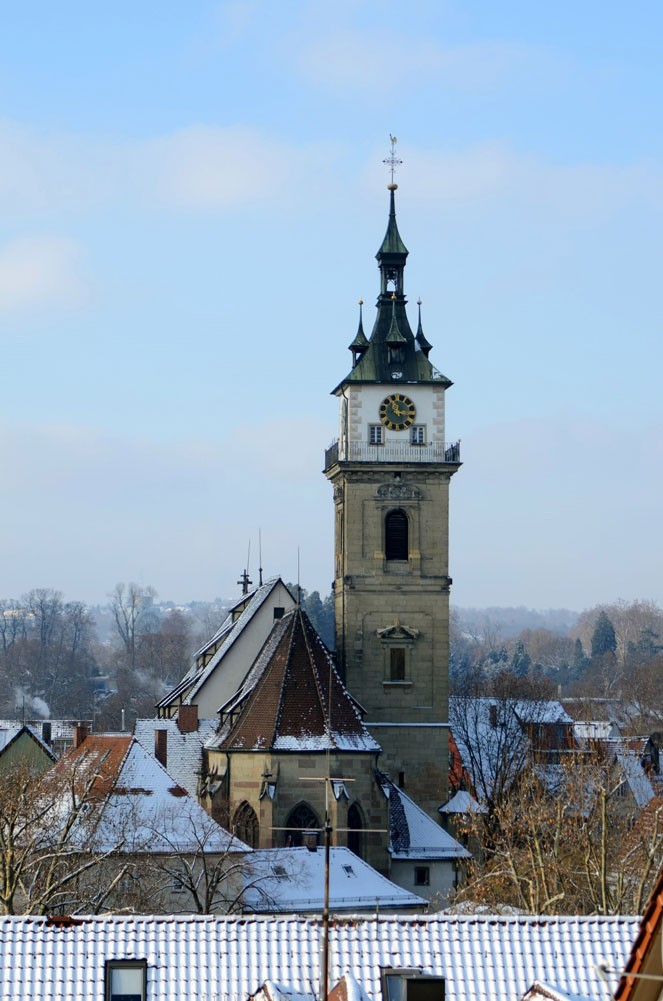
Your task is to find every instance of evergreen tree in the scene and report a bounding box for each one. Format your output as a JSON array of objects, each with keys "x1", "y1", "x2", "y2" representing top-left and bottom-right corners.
[
  {"x1": 511, "y1": 641, "x2": 532, "y2": 677},
  {"x1": 590, "y1": 611, "x2": 617, "y2": 658}
]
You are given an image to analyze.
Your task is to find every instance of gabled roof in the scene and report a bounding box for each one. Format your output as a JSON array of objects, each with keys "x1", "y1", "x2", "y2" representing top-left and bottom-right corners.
[
  {"x1": 379, "y1": 775, "x2": 470, "y2": 860},
  {"x1": 134, "y1": 717, "x2": 218, "y2": 798},
  {"x1": 244, "y1": 847, "x2": 426, "y2": 913},
  {"x1": 0, "y1": 724, "x2": 55, "y2": 760},
  {"x1": 157, "y1": 577, "x2": 295, "y2": 709},
  {"x1": 213, "y1": 608, "x2": 380, "y2": 753},
  {"x1": 0, "y1": 912, "x2": 639, "y2": 1001},
  {"x1": 520, "y1": 983, "x2": 594, "y2": 1001},
  {"x1": 615, "y1": 865, "x2": 663, "y2": 1001},
  {"x1": 63, "y1": 735, "x2": 246, "y2": 854},
  {"x1": 439, "y1": 790, "x2": 487, "y2": 815}
]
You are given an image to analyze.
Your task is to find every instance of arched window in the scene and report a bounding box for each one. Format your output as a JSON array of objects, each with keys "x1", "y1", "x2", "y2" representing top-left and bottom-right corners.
[
  {"x1": 385, "y1": 509, "x2": 408, "y2": 561},
  {"x1": 285, "y1": 802, "x2": 320, "y2": 847},
  {"x1": 233, "y1": 801, "x2": 259, "y2": 849},
  {"x1": 347, "y1": 802, "x2": 364, "y2": 858}
]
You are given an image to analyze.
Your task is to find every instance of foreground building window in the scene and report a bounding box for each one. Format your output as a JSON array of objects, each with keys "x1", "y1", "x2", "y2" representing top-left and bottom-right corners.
[{"x1": 106, "y1": 961, "x2": 147, "y2": 1001}]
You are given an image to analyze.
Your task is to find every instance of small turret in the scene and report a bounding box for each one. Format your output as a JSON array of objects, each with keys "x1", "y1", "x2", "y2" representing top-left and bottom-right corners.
[
  {"x1": 348, "y1": 299, "x2": 369, "y2": 368},
  {"x1": 415, "y1": 299, "x2": 433, "y2": 358}
]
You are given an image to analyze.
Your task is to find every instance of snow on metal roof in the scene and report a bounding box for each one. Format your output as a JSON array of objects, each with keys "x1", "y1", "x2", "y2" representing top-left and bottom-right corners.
[
  {"x1": 0, "y1": 912, "x2": 638, "y2": 1001},
  {"x1": 244, "y1": 847, "x2": 425, "y2": 913},
  {"x1": 379, "y1": 776, "x2": 470, "y2": 860},
  {"x1": 134, "y1": 717, "x2": 218, "y2": 798}
]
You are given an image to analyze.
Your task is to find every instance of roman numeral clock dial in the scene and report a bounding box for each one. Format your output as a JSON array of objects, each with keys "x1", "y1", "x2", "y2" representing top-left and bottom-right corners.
[{"x1": 379, "y1": 393, "x2": 416, "y2": 431}]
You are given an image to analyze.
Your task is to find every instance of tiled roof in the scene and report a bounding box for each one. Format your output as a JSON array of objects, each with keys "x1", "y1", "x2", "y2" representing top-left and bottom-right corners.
[
  {"x1": 134, "y1": 717, "x2": 218, "y2": 797},
  {"x1": 0, "y1": 913, "x2": 638, "y2": 1001},
  {"x1": 615, "y1": 866, "x2": 663, "y2": 1001},
  {"x1": 379, "y1": 775, "x2": 470, "y2": 860},
  {"x1": 215, "y1": 608, "x2": 380, "y2": 753},
  {"x1": 244, "y1": 847, "x2": 426, "y2": 913},
  {"x1": 61, "y1": 735, "x2": 246, "y2": 854}
]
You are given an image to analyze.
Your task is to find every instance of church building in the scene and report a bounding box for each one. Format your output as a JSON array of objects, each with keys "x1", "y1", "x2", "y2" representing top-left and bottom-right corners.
[
  {"x1": 324, "y1": 171, "x2": 460, "y2": 817},
  {"x1": 147, "y1": 162, "x2": 465, "y2": 900}
]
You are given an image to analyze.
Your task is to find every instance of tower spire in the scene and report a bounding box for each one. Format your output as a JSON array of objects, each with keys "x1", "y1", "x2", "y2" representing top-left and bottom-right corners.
[
  {"x1": 415, "y1": 298, "x2": 433, "y2": 358},
  {"x1": 348, "y1": 299, "x2": 369, "y2": 367}
]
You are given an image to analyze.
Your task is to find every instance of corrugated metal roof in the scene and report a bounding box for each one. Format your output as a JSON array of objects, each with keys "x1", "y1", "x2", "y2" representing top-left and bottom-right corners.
[{"x1": 0, "y1": 913, "x2": 638, "y2": 1001}]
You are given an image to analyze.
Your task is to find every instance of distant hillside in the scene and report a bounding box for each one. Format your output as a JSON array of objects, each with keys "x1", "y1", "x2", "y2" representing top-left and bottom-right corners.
[{"x1": 452, "y1": 606, "x2": 579, "y2": 638}]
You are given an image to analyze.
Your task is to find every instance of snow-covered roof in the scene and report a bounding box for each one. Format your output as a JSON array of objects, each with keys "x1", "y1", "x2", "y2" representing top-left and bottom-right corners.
[
  {"x1": 379, "y1": 776, "x2": 470, "y2": 860},
  {"x1": 0, "y1": 726, "x2": 27, "y2": 752},
  {"x1": 449, "y1": 697, "x2": 572, "y2": 802},
  {"x1": 134, "y1": 717, "x2": 218, "y2": 798},
  {"x1": 439, "y1": 790, "x2": 487, "y2": 815},
  {"x1": 157, "y1": 578, "x2": 294, "y2": 709},
  {"x1": 244, "y1": 847, "x2": 426, "y2": 913},
  {"x1": 63, "y1": 735, "x2": 247, "y2": 855},
  {"x1": 0, "y1": 724, "x2": 55, "y2": 759},
  {"x1": 0, "y1": 912, "x2": 638, "y2": 1001},
  {"x1": 573, "y1": 721, "x2": 621, "y2": 742},
  {"x1": 521, "y1": 982, "x2": 596, "y2": 1001},
  {"x1": 611, "y1": 746, "x2": 656, "y2": 809}
]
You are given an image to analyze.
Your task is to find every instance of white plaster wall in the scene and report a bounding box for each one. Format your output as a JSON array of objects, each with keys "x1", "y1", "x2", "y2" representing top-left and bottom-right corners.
[{"x1": 343, "y1": 384, "x2": 447, "y2": 444}]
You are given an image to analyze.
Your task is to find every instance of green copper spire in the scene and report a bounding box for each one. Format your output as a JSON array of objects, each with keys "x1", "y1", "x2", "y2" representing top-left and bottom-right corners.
[
  {"x1": 377, "y1": 186, "x2": 409, "y2": 260},
  {"x1": 348, "y1": 299, "x2": 369, "y2": 367},
  {"x1": 331, "y1": 174, "x2": 452, "y2": 393},
  {"x1": 415, "y1": 298, "x2": 433, "y2": 358}
]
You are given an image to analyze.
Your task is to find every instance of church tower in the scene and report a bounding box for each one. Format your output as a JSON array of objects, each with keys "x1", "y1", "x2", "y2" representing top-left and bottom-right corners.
[{"x1": 323, "y1": 160, "x2": 460, "y2": 817}]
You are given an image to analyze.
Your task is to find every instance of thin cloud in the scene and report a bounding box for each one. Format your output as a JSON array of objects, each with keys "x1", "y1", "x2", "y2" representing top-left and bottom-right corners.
[
  {"x1": 296, "y1": 31, "x2": 542, "y2": 94},
  {"x1": 0, "y1": 236, "x2": 88, "y2": 312}
]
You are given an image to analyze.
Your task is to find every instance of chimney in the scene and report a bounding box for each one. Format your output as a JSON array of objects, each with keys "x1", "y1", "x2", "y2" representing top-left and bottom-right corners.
[
  {"x1": 73, "y1": 723, "x2": 89, "y2": 748},
  {"x1": 177, "y1": 705, "x2": 199, "y2": 734},
  {"x1": 41, "y1": 721, "x2": 52, "y2": 746},
  {"x1": 489, "y1": 705, "x2": 498, "y2": 728},
  {"x1": 155, "y1": 729, "x2": 168, "y2": 769}
]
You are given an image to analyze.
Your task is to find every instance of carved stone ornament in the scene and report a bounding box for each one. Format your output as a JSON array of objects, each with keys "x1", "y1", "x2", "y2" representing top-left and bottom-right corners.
[
  {"x1": 376, "y1": 620, "x2": 420, "y2": 641},
  {"x1": 376, "y1": 483, "x2": 423, "y2": 500},
  {"x1": 333, "y1": 485, "x2": 344, "y2": 502}
]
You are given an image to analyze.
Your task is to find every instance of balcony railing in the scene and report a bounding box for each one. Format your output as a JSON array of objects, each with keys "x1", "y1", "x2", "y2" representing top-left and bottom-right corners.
[{"x1": 324, "y1": 439, "x2": 461, "y2": 469}]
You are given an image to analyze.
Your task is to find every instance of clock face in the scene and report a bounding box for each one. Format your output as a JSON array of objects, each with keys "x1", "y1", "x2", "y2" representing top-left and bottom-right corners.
[{"x1": 379, "y1": 393, "x2": 416, "y2": 431}]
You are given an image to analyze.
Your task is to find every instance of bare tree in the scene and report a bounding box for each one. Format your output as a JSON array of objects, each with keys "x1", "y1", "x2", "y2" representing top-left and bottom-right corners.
[
  {"x1": 109, "y1": 582, "x2": 158, "y2": 670},
  {"x1": 0, "y1": 757, "x2": 131, "y2": 915},
  {"x1": 454, "y1": 750, "x2": 663, "y2": 915}
]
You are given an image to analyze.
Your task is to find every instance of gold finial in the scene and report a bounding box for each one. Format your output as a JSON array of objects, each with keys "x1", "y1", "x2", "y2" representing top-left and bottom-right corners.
[
  {"x1": 391, "y1": 292, "x2": 397, "y2": 300},
  {"x1": 383, "y1": 134, "x2": 402, "y2": 188}
]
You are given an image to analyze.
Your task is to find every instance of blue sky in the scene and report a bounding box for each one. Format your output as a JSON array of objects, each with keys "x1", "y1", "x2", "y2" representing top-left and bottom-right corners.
[{"x1": 1, "y1": 0, "x2": 662, "y2": 610}]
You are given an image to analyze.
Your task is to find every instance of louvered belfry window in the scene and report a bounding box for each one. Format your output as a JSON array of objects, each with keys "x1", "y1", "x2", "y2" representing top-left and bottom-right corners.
[{"x1": 385, "y1": 509, "x2": 408, "y2": 561}]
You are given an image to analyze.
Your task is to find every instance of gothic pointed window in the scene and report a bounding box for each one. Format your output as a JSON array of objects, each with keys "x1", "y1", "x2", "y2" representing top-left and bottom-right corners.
[
  {"x1": 347, "y1": 802, "x2": 365, "y2": 858},
  {"x1": 385, "y1": 509, "x2": 408, "y2": 561},
  {"x1": 285, "y1": 802, "x2": 320, "y2": 847},
  {"x1": 233, "y1": 801, "x2": 259, "y2": 848}
]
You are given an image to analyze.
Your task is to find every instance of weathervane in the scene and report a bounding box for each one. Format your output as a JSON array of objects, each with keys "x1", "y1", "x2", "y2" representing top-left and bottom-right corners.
[{"x1": 383, "y1": 134, "x2": 402, "y2": 186}]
